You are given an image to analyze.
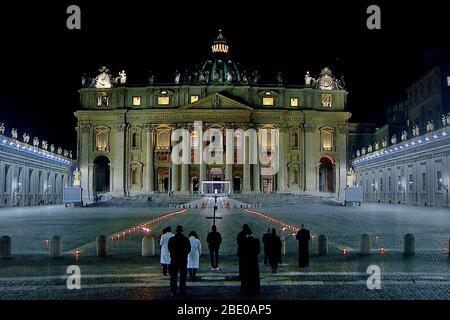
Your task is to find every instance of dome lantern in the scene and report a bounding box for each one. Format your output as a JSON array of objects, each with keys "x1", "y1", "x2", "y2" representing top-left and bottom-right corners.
[{"x1": 211, "y1": 30, "x2": 229, "y2": 54}]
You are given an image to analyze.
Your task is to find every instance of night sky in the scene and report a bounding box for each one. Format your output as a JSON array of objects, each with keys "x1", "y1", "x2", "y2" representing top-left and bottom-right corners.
[{"x1": 0, "y1": 1, "x2": 449, "y2": 153}]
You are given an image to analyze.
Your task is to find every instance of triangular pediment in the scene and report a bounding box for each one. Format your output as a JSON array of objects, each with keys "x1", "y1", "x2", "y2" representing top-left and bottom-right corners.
[{"x1": 180, "y1": 93, "x2": 253, "y2": 111}]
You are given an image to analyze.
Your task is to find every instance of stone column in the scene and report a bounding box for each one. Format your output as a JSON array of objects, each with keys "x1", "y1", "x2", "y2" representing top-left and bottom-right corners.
[
  {"x1": 225, "y1": 128, "x2": 234, "y2": 193},
  {"x1": 79, "y1": 124, "x2": 91, "y2": 202},
  {"x1": 113, "y1": 123, "x2": 126, "y2": 196},
  {"x1": 243, "y1": 135, "x2": 251, "y2": 193},
  {"x1": 171, "y1": 162, "x2": 179, "y2": 192},
  {"x1": 199, "y1": 125, "x2": 206, "y2": 194},
  {"x1": 0, "y1": 161, "x2": 4, "y2": 206},
  {"x1": 277, "y1": 126, "x2": 288, "y2": 192},
  {"x1": 181, "y1": 164, "x2": 189, "y2": 193},
  {"x1": 144, "y1": 126, "x2": 154, "y2": 193},
  {"x1": 253, "y1": 163, "x2": 261, "y2": 193},
  {"x1": 303, "y1": 122, "x2": 317, "y2": 193}
]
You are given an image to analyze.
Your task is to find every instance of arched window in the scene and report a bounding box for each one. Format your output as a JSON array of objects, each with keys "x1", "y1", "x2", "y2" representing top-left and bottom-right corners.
[
  {"x1": 95, "y1": 127, "x2": 109, "y2": 152},
  {"x1": 320, "y1": 129, "x2": 334, "y2": 151},
  {"x1": 191, "y1": 131, "x2": 199, "y2": 148},
  {"x1": 291, "y1": 132, "x2": 299, "y2": 148},
  {"x1": 157, "y1": 130, "x2": 170, "y2": 148},
  {"x1": 131, "y1": 130, "x2": 141, "y2": 149}
]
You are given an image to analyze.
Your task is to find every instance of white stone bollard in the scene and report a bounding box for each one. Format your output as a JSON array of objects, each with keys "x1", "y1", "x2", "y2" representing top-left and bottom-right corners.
[
  {"x1": 318, "y1": 235, "x2": 328, "y2": 256},
  {"x1": 360, "y1": 234, "x2": 371, "y2": 255},
  {"x1": 49, "y1": 235, "x2": 62, "y2": 258},
  {"x1": 404, "y1": 234, "x2": 415, "y2": 256},
  {"x1": 142, "y1": 235, "x2": 156, "y2": 257},
  {"x1": 96, "y1": 235, "x2": 107, "y2": 257},
  {"x1": 0, "y1": 236, "x2": 11, "y2": 258}
]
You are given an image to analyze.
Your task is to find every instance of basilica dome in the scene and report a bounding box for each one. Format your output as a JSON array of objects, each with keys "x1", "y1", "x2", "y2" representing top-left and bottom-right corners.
[{"x1": 194, "y1": 30, "x2": 251, "y2": 85}]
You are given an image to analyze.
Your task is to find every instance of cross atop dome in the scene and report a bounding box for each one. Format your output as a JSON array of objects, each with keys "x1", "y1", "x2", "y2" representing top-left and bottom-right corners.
[{"x1": 211, "y1": 29, "x2": 229, "y2": 54}]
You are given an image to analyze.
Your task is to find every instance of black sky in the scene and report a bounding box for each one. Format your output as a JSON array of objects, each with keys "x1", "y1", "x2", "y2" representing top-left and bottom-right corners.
[{"x1": 0, "y1": 1, "x2": 449, "y2": 152}]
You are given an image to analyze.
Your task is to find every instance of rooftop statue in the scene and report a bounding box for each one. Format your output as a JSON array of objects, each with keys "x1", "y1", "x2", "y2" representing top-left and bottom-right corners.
[
  {"x1": 174, "y1": 70, "x2": 181, "y2": 84},
  {"x1": 0, "y1": 123, "x2": 5, "y2": 135},
  {"x1": 11, "y1": 128, "x2": 18, "y2": 140},
  {"x1": 50, "y1": 144, "x2": 55, "y2": 153},
  {"x1": 277, "y1": 71, "x2": 283, "y2": 84},
  {"x1": 23, "y1": 133, "x2": 30, "y2": 144},
  {"x1": 391, "y1": 134, "x2": 397, "y2": 145},
  {"x1": 33, "y1": 137, "x2": 39, "y2": 147},
  {"x1": 147, "y1": 71, "x2": 154, "y2": 85},
  {"x1": 118, "y1": 70, "x2": 127, "y2": 85},
  {"x1": 226, "y1": 71, "x2": 233, "y2": 84},
  {"x1": 426, "y1": 120, "x2": 434, "y2": 132},
  {"x1": 412, "y1": 124, "x2": 419, "y2": 137},
  {"x1": 57, "y1": 147, "x2": 63, "y2": 155},
  {"x1": 42, "y1": 140, "x2": 48, "y2": 150},
  {"x1": 401, "y1": 130, "x2": 408, "y2": 142},
  {"x1": 305, "y1": 71, "x2": 314, "y2": 87}
]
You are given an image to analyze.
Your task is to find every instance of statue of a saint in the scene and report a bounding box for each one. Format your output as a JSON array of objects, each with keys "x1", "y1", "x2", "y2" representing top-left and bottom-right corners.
[
  {"x1": 50, "y1": 144, "x2": 55, "y2": 153},
  {"x1": 11, "y1": 128, "x2": 18, "y2": 140},
  {"x1": 277, "y1": 71, "x2": 283, "y2": 84},
  {"x1": 147, "y1": 71, "x2": 154, "y2": 85},
  {"x1": 391, "y1": 134, "x2": 397, "y2": 145},
  {"x1": 0, "y1": 123, "x2": 5, "y2": 135},
  {"x1": 73, "y1": 168, "x2": 81, "y2": 187},
  {"x1": 412, "y1": 124, "x2": 419, "y2": 137},
  {"x1": 305, "y1": 71, "x2": 313, "y2": 87},
  {"x1": 33, "y1": 137, "x2": 39, "y2": 147},
  {"x1": 401, "y1": 130, "x2": 408, "y2": 142},
  {"x1": 174, "y1": 70, "x2": 181, "y2": 84},
  {"x1": 374, "y1": 142, "x2": 379, "y2": 150},
  {"x1": 23, "y1": 133, "x2": 30, "y2": 144},
  {"x1": 426, "y1": 120, "x2": 434, "y2": 132},
  {"x1": 57, "y1": 147, "x2": 62, "y2": 155},
  {"x1": 226, "y1": 71, "x2": 233, "y2": 83},
  {"x1": 362, "y1": 147, "x2": 366, "y2": 155},
  {"x1": 356, "y1": 150, "x2": 361, "y2": 157},
  {"x1": 346, "y1": 167, "x2": 356, "y2": 187},
  {"x1": 119, "y1": 70, "x2": 127, "y2": 85},
  {"x1": 42, "y1": 140, "x2": 48, "y2": 150},
  {"x1": 443, "y1": 114, "x2": 447, "y2": 126},
  {"x1": 367, "y1": 144, "x2": 373, "y2": 153}
]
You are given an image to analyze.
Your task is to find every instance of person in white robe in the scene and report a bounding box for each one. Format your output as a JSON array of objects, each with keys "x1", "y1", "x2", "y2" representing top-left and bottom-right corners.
[
  {"x1": 187, "y1": 231, "x2": 202, "y2": 280},
  {"x1": 160, "y1": 226, "x2": 174, "y2": 275}
]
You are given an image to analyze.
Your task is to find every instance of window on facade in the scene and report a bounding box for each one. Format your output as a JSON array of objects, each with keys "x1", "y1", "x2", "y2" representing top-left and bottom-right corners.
[
  {"x1": 190, "y1": 95, "x2": 199, "y2": 103},
  {"x1": 157, "y1": 130, "x2": 170, "y2": 148},
  {"x1": 190, "y1": 131, "x2": 199, "y2": 148},
  {"x1": 379, "y1": 178, "x2": 383, "y2": 192},
  {"x1": 372, "y1": 179, "x2": 376, "y2": 192},
  {"x1": 321, "y1": 131, "x2": 333, "y2": 151},
  {"x1": 158, "y1": 96, "x2": 170, "y2": 105},
  {"x1": 398, "y1": 176, "x2": 402, "y2": 192},
  {"x1": 437, "y1": 171, "x2": 442, "y2": 191},
  {"x1": 263, "y1": 97, "x2": 274, "y2": 106},
  {"x1": 321, "y1": 94, "x2": 332, "y2": 107},
  {"x1": 409, "y1": 174, "x2": 413, "y2": 192},
  {"x1": 132, "y1": 96, "x2": 141, "y2": 106},
  {"x1": 290, "y1": 98, "x2": 299, "y2": 107},
  {"x1": 97, "y1": 93, "x2": 109, "y2": 107},
  {"x1": 260, "y1": 129, "x2": 273, "y2": 149},
  {"x1": 131, "y1": 165, "x2": 142, "y2": 186},
  {"x1": 132, "y1": 131, "x2": 140, "y2": 149},
  {"x1": 388, "y1": 176, "x2": 391, "y2": 192},
  {"x1": 95, "y1": 128, "x2": 109, "y2": 152},
  {"x1": 422, "y1": 173, "x2": 426, "y2": 192},
  {"x1": 291, "y1": 132, "x2": 299, "y2": 148}
]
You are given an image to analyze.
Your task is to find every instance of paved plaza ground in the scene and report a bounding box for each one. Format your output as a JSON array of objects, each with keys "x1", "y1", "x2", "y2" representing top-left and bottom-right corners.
[{"x1": 0, "y1": 196, "x2": 449, "y2": 299}]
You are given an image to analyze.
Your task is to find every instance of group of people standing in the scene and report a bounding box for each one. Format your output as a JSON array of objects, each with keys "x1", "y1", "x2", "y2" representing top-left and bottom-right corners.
[
  {"x1": 159, "y1": 225, "x2": 223, "y2": 296},
  {"x1": 159, "y1": 223, "x2": 311, "y2": 297}
]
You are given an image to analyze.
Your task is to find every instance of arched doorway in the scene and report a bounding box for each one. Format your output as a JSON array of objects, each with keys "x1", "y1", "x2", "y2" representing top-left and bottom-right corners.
[
  {"x1": 93, "y1": 156, "x2": 110, "y2": 193},
  {"x1": 319, "y1": 157, "x2": 334, "y2": 192}
]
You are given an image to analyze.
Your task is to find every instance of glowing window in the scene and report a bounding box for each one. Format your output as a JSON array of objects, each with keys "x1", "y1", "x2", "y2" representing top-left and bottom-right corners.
[
  {"x1": 157, "y1": 130, "x2": 170, "y2": 148},
  {"x1": 290, "y1": 98, "x2": 299, "y2": 107},
  {"x1": 321, "y1": 131, "x2": 333, "y2": 151},
  {"x1": 190, "y1": 131, "x2": 199, "y2": 148},
  {"x1": 322, "y1": 94, "x2": 332, "y2": 107},
  {"x1": 95, "y1": 128, "x2": 109, "y2": 152},
  {"x1": 190, "y1": 95, "x2": 199, "y2": 103},
  {"x1": 263, "y1": 97, "x2": 274, "y2": 106},
  {"x1": 132, "y1": 96, "x2": 141, "y2": 106},
  {"x1": 158, "y1": 96, "x2": 170, "y2": 105}
]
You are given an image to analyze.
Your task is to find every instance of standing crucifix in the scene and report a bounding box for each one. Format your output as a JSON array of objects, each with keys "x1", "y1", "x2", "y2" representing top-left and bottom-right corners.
[{"x1": 206, "y1": 190, "x2": 223, "y2": 227}]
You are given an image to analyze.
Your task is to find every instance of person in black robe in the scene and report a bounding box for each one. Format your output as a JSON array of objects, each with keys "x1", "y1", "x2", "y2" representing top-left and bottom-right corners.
[
  {"x1": 296, "y1": 224, "x2": 311, "y2": 268},
  {"x1": 268, "y1": 228, "x2": 282, "y2": 273},
  {"x1": 168, "y1": 225, "x2": 191, "y2": 296},
  {"x1": 262, "y1": 228, "x2": 271, "y2": 266},
  {"x1": 237, "y1": 224, "x2": 250, "y2": 279},
  {"x1": 240, "y1": 228, "x2": 261, "y2": 295}
]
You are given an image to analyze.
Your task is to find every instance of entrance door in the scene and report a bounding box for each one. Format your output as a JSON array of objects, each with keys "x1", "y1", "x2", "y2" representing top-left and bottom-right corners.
[
  {"x1": 93, "y1": 156, "x2": 110, "y2": 193},
  {"x1": 319, "y1": 157, "x2": 334, "y2": 192},
  {"x1": 262, "y1": 176, "x2": 274, "y2": 193},
  {"x1": 233, "y1": 177, "x2": 241, "y2": 193}
]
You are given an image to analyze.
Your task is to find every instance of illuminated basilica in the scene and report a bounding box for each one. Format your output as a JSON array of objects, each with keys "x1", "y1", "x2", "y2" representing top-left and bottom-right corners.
[{"x1": 75, "y1": 31, "x2": 350, "y2": 202}]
